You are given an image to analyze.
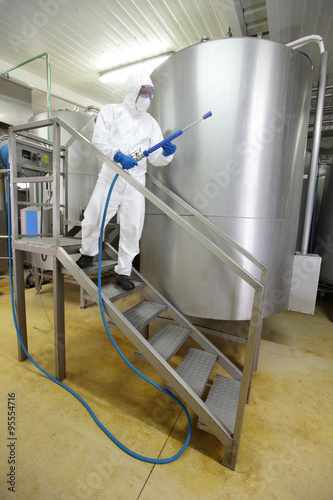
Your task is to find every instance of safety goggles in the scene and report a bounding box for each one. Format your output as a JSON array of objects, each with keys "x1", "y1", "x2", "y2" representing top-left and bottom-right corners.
[{"x1": 138, "y1": 85, "x2": 155, "y2": 99}]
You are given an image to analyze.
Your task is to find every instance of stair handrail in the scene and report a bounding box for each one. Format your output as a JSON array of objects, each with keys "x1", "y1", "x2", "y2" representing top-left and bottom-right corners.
[{"x1": 10, "y1": 116, "x2": 266, "y2": 291}]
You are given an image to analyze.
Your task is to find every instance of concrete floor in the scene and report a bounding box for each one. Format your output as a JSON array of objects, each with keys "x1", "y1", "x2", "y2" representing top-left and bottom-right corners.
[{"x1": 0, "y1": 276, "x2": 332, "y2": 500}]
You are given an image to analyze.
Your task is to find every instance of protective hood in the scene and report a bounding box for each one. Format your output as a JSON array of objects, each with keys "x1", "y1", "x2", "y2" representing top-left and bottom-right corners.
[{"x1": 123, "y1": 71, "x2": 154, "y2": 112}]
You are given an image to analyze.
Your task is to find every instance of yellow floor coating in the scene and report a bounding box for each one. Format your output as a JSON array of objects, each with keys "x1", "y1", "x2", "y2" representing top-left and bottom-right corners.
[{"x1": 0, "y1": 279, "x2": 332, "y2": 499}]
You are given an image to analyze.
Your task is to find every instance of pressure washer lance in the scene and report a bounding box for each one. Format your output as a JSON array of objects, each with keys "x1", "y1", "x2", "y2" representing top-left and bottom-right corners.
[{"x1": 130, "y1": 111, "x2": 212, "y2": 162}]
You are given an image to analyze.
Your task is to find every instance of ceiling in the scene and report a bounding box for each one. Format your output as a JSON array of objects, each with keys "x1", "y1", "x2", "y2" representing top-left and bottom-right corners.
[{"x1": 0, "y1": 0, "x2": 332, "y2": 117}]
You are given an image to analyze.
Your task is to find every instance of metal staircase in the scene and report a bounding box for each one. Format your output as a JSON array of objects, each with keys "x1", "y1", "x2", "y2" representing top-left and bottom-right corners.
[
  {"x1": 9, "y1": 116, "x2": 267, "y2": 471},
  {"x1": 57, "y1": 244, "x2": 243, "y2": 469}
]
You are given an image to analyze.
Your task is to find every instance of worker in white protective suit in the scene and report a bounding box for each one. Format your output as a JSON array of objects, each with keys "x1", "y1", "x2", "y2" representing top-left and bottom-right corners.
[{"x1": 76, "y1": 72, "x2": 176, "y2": 290}]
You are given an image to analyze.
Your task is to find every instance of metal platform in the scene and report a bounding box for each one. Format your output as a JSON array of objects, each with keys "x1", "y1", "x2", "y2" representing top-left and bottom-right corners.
[{"x1": 13, "y1": 236, "x2": 81, "y2": 255}]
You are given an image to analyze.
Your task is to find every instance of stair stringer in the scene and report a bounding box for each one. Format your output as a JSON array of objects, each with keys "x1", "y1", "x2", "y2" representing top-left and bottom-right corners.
[
  {"x1": 102, "y1": 242, "x2": 242, "y2": 381},
  {"x1": 56, "y1": 247, "x2": 235, "y2": 450}
]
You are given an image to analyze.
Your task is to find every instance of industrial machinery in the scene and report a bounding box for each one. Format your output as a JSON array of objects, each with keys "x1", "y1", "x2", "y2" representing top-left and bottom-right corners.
[
  {"x1": 30, "y1": 110, "x2": 98, "y2": 225},
  {"x1": 1, "y1": 133, "x2": 55, "y2": 273},
  {"x1": 24, "y1": 110, "x2": 98, "y2": 273},
  {"x1": 141, "y1": 36, "x2": 314, "y2": 321}
]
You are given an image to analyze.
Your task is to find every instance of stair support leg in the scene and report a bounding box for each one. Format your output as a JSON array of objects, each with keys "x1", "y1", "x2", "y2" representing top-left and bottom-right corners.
[
  {"x1": 13, "y1": 250, "x2": 28, "y2": 361},
  {"x1": 80, "y1": 286, "x2": 87, "y2": 309},
  {"x1": 253, "y1": 317, "x2": 263, "y2": 373},
  {"x1": 53, "y1": 256, "x2": 66, "y2": 381},
  {"x1": 222, "y1": 442, "x2": 239, "y2": 471},
  {"x1": 34, "y1": 265, "x2": 41, "y2": 294},
  {"x1": 246, "y1": 316, "x2": 263, "y2": 403}
]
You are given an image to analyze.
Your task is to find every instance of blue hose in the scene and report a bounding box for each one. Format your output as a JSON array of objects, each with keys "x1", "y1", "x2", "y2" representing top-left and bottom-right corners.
[{"x1": 7, "y1": 170, "x2": 191, "y2": 464}]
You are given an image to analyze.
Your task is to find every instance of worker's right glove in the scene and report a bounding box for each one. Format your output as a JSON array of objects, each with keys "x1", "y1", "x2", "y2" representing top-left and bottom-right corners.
[
  {"x1": 162, "y1": 142, "x2": 177, "y2": 157},
  {"x1": 114, "y1": 152, "x2": 138, "y2": 170}
]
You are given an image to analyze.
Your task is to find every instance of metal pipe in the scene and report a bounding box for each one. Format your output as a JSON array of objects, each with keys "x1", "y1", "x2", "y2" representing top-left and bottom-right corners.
[
  {"x1": 313, "y1": 84, "x2": 333, "y2": 90},
  {"x1": 309, "y1": 120, "x2": 333, "y2": 126},
  {"x1": 301, "y1": 50, "x2": 329, "y2": 254},
  {"x1": 311, "y1": 93, "x2": 333, "y2": 99},
  {"x1": 9, "y1": 129, "x2": 18, "y2": 242},
  {"x1": 286, "y1": 34, "x2": 325, "y2": 54},
  {"x1": 1, "y1": 52, "x2": 49, "y2": 73},
  {"x1": 11, "y1": 118, "x2": 54, "y2": 132},
  {"x1": 52, "y1": 121, "x2": 61, "y2": 247},
  {"x1": 310, "y1": 107, "x2": 333, "y2": 114},
  {"x1": 1, "y1": 52, "x2": 50, "y2": 117},
  {"x1": 45, "y1": 53, "x2": 50, "y2": 118}
]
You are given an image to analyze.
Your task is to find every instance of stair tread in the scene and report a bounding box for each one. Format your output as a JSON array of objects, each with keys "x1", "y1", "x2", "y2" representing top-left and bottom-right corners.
[
  {"x1": 122, "y1": 301, "x2": 167, "y2": 331},
  {"x1": 81, "y1": 259, "x2": 117, "y2": 274},
  {"x1": 102, "y1": 279, "x2": 145, "y2": 302},
  {"x1": 63, "y1": 258, "x2": 117, "y2": 275},
  {"x1": 166, "y1": 347, "x2": 217, "y2": 397},
  {"x1": 197, "y1": 374, "x2": 241, "y2": 435},
  {"x1": 134, "y1": 324, "x2": 191, "y2": 362}
]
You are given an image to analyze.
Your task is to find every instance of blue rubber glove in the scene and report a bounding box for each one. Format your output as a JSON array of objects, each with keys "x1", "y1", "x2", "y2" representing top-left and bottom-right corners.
[
  {"x1": 162, "y1": 142, "x2": 177, "y2": 157},
  {"x1": 114, "y1": 152, "x2": 138, "y2": 170}
]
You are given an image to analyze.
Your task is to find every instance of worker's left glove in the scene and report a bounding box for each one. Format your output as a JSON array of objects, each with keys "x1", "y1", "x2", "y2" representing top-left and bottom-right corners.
[
  {"x1": 162, "y1": 142, "x2": 177, "y2": 157},
  {"x1": 114, "y1": 152, "x2": 138, "y2": 170}
]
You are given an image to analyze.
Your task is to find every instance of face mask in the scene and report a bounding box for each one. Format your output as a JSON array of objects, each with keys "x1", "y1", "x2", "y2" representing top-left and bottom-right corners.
[{"x1": 136, "y1": 96, "x2": 150, "y2": 112}]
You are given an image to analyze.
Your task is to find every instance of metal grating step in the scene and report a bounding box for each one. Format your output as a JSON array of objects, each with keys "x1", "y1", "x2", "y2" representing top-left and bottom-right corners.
[
  {"x1": 80, "y1": 259, "x2": 117, "y2": 275},
  {"x1": 197, "y1": 374, "x2": 241, "y2": 435},
  {"x1": 118, "y1": 301, "x2": 167, "y2": 332},
  {"x1": 134, "y1": 324, "x2": 191, "y2": 362},
  {"x1": 165, "y1": 347, "x2": 217, "y2": 397},
  {"x1": 102, "y1": 279, "x2": 145, "y2": 302}
]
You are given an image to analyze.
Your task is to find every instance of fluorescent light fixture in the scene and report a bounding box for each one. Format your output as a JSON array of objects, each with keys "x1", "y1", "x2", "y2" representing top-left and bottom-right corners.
[{"x1": 99, "y1": 52, "x2": 174, "y2": 84}]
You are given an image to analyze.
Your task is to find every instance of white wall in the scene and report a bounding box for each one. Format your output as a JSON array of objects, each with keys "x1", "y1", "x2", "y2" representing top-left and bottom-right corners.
[{"x1": 0, "y1": 79, "x2": 32, "y2": 125}]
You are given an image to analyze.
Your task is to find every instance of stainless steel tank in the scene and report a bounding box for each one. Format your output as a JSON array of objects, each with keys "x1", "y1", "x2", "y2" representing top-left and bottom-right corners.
[
  {"x1": 316, "y1": 163, "x2": 333, "y2": 285},
  {"x1": 141, "y1": 37, "x2": 313, "y2": 320},
  {"x1": 30, "y1": 110, "x2": 98, "y2": 224}
]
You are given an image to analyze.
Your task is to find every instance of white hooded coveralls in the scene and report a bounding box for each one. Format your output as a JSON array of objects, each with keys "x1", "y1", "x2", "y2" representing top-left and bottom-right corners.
[{"x1": 80, "y1": 72, "x2": 174, "y2": 276}]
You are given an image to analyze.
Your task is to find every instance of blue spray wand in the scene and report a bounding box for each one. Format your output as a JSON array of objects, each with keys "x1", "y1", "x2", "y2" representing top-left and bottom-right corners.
[{"x1": 132, "y1": 111, "x2": 212, "y2": 161}]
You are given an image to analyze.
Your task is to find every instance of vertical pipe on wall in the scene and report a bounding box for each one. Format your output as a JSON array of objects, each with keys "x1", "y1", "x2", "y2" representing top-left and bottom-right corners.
[
  {"x1": 45, "y1": 53, "x2": 50, "y2": 116},
  {"x1": 301, "y1": 51, "x2": 329, "y2": 255}
]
